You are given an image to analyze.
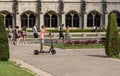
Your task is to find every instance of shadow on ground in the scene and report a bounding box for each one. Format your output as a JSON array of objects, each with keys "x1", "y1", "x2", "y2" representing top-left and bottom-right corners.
[{"x1": 87, "y1": 55, "x2": 107, "y2": 58}]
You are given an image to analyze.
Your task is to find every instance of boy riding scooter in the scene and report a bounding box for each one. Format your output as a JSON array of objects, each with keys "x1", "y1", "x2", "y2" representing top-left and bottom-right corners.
[
  {"x1": 34, "y1": 25, "x2": 56, "y2": 55},
  {"x1": 40, "y1": 25, "x2": 46, "y2": 52}
]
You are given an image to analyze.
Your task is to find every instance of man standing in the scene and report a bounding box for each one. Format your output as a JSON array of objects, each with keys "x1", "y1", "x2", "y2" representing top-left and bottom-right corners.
[{"x1": 32, "y1": 24, "x2": 38, "y2": 42}]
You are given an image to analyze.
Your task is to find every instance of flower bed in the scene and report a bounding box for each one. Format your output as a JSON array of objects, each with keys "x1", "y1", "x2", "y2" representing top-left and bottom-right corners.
[{"x1": 65, "y1": 39, "x2": 104, "y2": 45}]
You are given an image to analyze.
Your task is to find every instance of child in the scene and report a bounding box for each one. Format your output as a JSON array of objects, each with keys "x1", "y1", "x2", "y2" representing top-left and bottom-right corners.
[
  {"x1": 40, "y1": 25, "x2": 48, "y2": 51},
  {"x1": 49, "y1": 32, "x2": 53, "y2": 42}
]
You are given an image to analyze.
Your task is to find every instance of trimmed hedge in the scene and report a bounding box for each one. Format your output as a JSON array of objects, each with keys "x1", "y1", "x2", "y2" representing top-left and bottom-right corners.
[
  {"x1": 0, "y1": 13, "x2": 9, "y2": 61},
  {"x1": 105, "y1": 13, "x2": 120, "y2": 57},
  {"x1": 27, "y1": 29, "x2": 106, "y2": 33}
]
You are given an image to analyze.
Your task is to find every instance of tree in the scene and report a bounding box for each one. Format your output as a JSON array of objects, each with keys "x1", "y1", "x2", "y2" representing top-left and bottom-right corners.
[
  {"x1": 105, "y1": 13, "x2": 120, "y2": 57},
  {"x1": 0, "y1": 13, "x2": 10, "y2": 61}
]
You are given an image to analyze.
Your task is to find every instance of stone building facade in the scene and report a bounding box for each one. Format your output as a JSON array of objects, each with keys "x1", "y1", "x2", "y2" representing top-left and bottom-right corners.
[{"x1": 0, "y1": 0, "x2": 120, "y2": 29}]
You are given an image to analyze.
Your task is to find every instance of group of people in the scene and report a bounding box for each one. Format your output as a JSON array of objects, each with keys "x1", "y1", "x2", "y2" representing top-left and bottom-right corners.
[
  {"x1": 32, "y1": 24, "x2": 71, "y2": 51},
  {"x1": 58, "y1": 24, "x2": 70, "y2": 43},
  {"x1": 32, "y1": 24, "x2": 47, "y2": 51},
  {"x1": 7, "y1": 24, "x2": 71, "y2": 51},
  {"x1": 7, "y1": 25, "x2": 27, "y2": 45}
]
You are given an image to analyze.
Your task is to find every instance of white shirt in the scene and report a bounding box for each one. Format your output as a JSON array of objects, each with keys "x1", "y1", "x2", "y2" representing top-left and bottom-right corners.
[{"x1": 33, "y1": 26, "x2": 38, "y2": 33}]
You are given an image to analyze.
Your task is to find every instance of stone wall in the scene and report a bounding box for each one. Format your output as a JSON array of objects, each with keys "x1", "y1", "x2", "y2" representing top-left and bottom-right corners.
[{"x1": 0, "y1": 0, "x2": 120, "y2": 29}]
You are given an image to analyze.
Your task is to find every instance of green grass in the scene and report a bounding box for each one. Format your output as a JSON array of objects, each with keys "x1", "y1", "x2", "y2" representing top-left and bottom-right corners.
[
  {"x1": 0, "y1": 61, "x2": 35, "y2": 76},
  {"x1": 86, "y1": 34, "x2": 97, "y2": 37},
  {"x1": 71, "y1": 34, "x2": 83, "y2": 37},
  {"x1": 45, "y1": 43, "x2": 104, "y2": 49}
]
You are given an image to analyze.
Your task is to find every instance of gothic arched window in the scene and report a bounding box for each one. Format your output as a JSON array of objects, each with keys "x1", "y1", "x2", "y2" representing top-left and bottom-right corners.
[
  {"x1": 21, "y1": 14, "x2": 28, "y2": 28},
  {"x1": 21, "y1": 13, "x2": 36, "y2": 28},
  {"x1": 29, "y1": 14, "x2": 36, "y2": 28},
  {"x1": 73, "y1": 14, "x2": 79, "y2": 27},
  {"x1": 51, "y1": 14, "x2": 57, "y2": 27},
  {"x1": 6, "y1": 14, "x2": 12, "y2": 28},
  {"x1": 66, "y1": 14, "x2": 72, "y2": 27},
  {"x1": 87, "y1": 13, "x2": 93, "y2": 27},
  {"x1": 44, "y1": 14, "x2": 50, "y2": 27},
  {"x1": 95, "y1": 14, "x2": 100, "y2": 27}
]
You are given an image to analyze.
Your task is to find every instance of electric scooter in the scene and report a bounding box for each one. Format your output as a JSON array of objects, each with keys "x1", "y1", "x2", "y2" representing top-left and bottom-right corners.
[{"x1": 34, "y1": 33, "x2": 56, "y2": 55}]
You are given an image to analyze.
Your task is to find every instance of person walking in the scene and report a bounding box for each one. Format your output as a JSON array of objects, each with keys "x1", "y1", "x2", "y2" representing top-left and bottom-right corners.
[
  {"x1": 65, "y1": 25, "x2": 70, "y2": 42},
  {"x1": 33, "y1": 24, "x2": 38, "y2": 38},
  {"x1": 58, "y1": 24, "x2": 64, "y2": 43},
  {"x1": 32, "y1": 24, "x2": 38, "y2": 43},
  {"x1": 22, "y1": 26, "x2": 27, "y2": 44},
  {"x1": 12, "y1": 26, "x2": 19, "y2": 45},
  {"x1": 7, "y1": 25, "x2": 12, "y2": 41}
]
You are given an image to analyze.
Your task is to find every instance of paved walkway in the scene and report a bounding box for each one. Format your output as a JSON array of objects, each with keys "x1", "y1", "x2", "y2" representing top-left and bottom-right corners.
[{"x1": 10, "y1": 43, "x2": 120, "y2": 76}]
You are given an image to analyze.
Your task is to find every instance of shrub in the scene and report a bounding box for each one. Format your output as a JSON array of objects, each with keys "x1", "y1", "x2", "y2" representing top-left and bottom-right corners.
[
  {"x1": 27, "y1": 29, "x2": 107, "y2": 33},
  {"x1": 105, "y1": 13, "x2": 120, "y2": 57},
  {"x1": 0, "y1": 13, "x2": 9, "y2": 61}
]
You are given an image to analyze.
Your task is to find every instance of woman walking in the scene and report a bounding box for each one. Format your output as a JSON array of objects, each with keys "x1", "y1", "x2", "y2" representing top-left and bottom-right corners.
[
  {"x1": 7, "y1": 25, "x2": 12, "y2": 41},
  {"x1": 22, "y1": 26, "x2": 27, "y2": 44},
  {"x1": 65, "y1": 25, "x2": 70, "y2": 42},
  {"x1": 12, "y1": 26, "x2": 19, "y2": 45}
]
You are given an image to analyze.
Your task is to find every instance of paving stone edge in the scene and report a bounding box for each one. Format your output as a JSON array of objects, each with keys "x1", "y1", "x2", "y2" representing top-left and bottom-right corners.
[{"x1": 10, "y1": 58, "x2": 53, "y2": 76}]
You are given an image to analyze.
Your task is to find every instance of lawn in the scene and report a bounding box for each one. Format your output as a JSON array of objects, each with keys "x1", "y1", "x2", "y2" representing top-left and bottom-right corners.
[
  {"x1": 45, "y1": 42, "x2": 104, "y2": 49},
  {"x1": 0, "y1": 61, "x2": 35, "y2": 76}
]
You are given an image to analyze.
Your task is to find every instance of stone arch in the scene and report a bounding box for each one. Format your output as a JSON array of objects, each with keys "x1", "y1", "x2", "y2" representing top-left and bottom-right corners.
[
  {"x1": 21, "y1": 10, "x2": 37, "y2": 28},
  {"x1": 73, "y1": 14, "x2": 79, "y2": 27},
  {"x1": 66, "y1": 13, "x2": 72, "y2": 27},
  {"x1": 51, "y1": 14, "x2": 57, "y2": 27},
  {"x1": 109, "y1": 10, "x2": 120, "y2": 27},
  {"x1": 44, "y1": 14, "x2": 50, "y2": 27},
  {"x1": 65, "y1": 10, "x2": 80, "y2": 27},
  {"x1": 21, "y1": 14, "x2": 28, "y2": 28},
  {"x1": 44, "y1": 10, "x2": 58, "y2": 28},
  {"x1": 0, "y1": 10, "x2": 13, "y2": 28},
  {"x1": 87, "y1": 10, "x2": 101, "y2": 27}
]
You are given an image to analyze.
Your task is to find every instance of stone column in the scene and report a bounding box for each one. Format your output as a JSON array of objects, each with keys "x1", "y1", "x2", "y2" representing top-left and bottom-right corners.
[
  {"x1": 83, "y1": 12, "x2": 87, "y2": 29},
  {"x1": 61, "y1": 13, "x2": 65, "y2": 26},
  {"x1": 13, "y1": 0, "x2": 19, "y2": 28},
  {"x1": 71, "y1": 15, "x2": 74, "y2": 28},
  {"x1": 50, "y1": 14, "x2": 52, "y2": 28},
  {"x1": 93, "y1": 14, "x2": 95, "y2": 27},
  {"x1": 100, "y1": 15, "x2": 102, "y2": 27},
  {"x1": 26, "y1": 13, "x2": 30, "y2": 28},
  {"x1": 12, "y1": 14, "x2": 15, "y2": 28},
  {"x1": 3, "y1": 14, "x2": 6, "y2": 27},
  {"x1": 105, "y1": 12, "x2": 108, "y2": 28},
  {"x1": 79, "y1": 15, "x2": 81, "y2": 28},
  {"x1": 37, "y1": 15, "x2": 40, "y2": 29},
  {"x1": 40, "y1": 13, "x2": 44, "y2": 28},
  {"x1": 16, "y1": 13, "x2": 20, "y2": 28}
]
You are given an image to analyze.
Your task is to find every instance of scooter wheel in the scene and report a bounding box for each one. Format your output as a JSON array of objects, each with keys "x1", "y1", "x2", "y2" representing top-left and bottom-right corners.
[
  {"x1": 34, "y1": 50, "x2": 39, "y2": 55},
  {"x1": 51, "y1": 49, "x2": 56, "y2": 55}
]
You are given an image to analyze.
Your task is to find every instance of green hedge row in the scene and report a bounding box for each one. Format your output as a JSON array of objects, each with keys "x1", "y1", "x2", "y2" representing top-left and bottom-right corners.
[{"x1": 27, "y1": 29, "x2": 106, "y2": 32}]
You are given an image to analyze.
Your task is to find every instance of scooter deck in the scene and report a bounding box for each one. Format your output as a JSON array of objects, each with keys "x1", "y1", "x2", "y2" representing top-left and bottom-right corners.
[{"x1": 39, "y1": 51, "x2": 50, "y2": 53}]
